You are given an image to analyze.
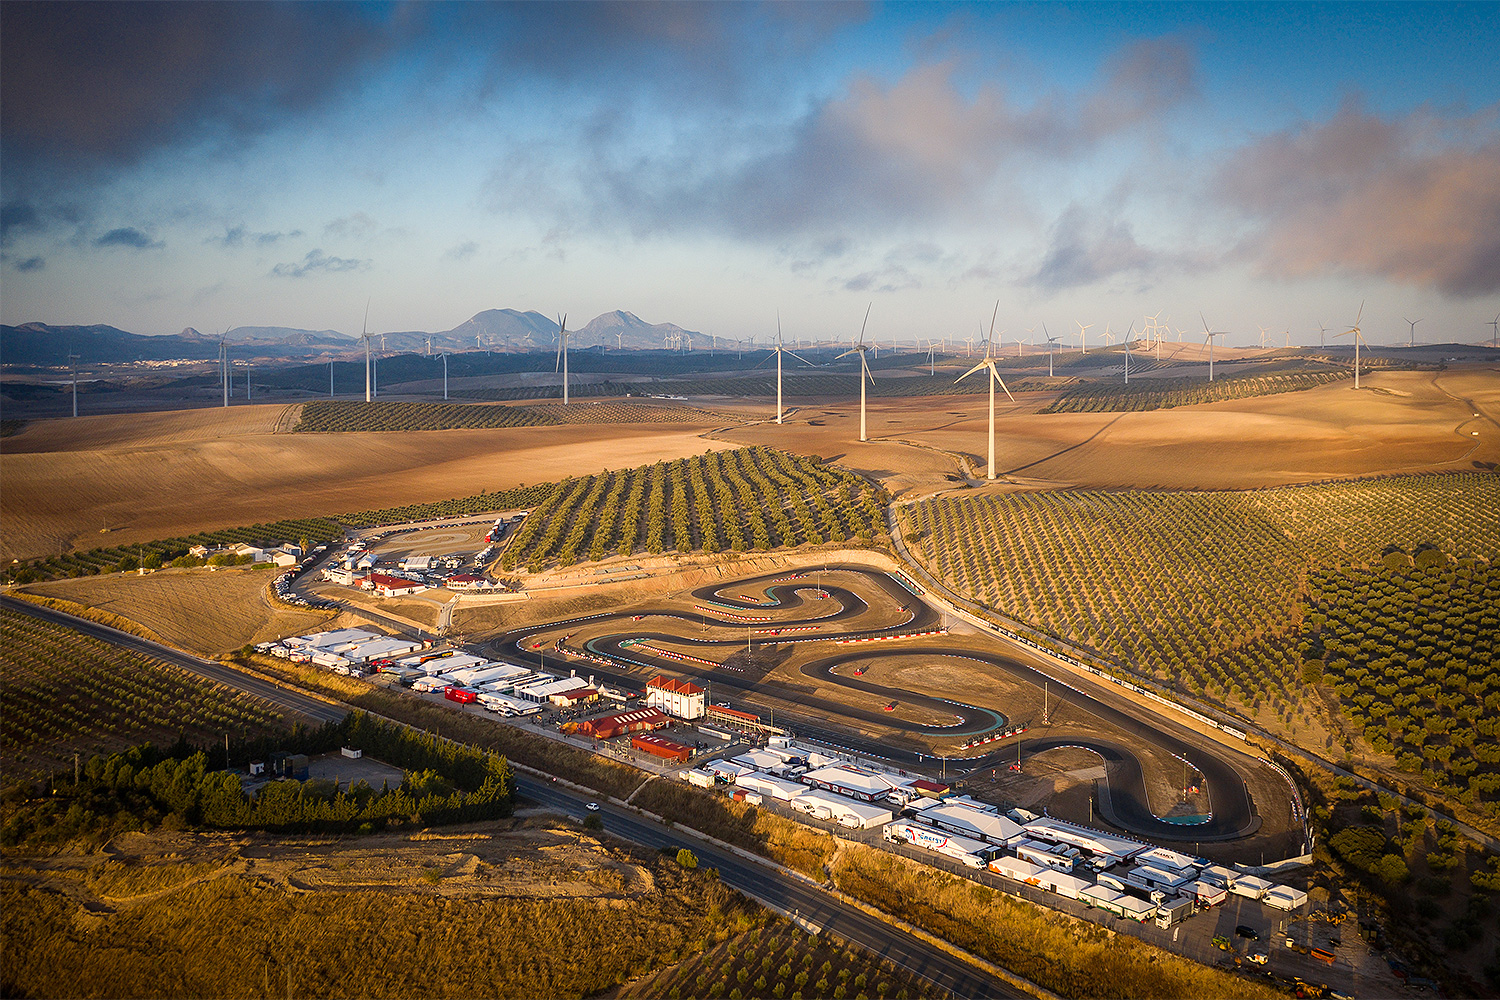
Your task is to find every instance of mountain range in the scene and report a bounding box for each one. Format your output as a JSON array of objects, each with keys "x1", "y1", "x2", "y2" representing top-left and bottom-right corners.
[{"x1": 1, "y1": 311, "x2": 702, "y2": 366}]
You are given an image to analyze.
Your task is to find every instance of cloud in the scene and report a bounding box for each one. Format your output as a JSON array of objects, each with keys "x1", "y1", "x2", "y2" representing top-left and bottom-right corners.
[
  {"x1": 94, "y1": 227, "x2": 162, "y2": 249},
  {"x1": 1, "y1": 201, "x2": 42, "y2": 237},
  {"x1": 443, "y1": 241, "x2": 479, "y2": 261},
  {"x1": 1218, "y1": 100, "x2": 1500, "y2": 297},
  {"x1": 324, "y1": 212, "x2": 380, "y2": 241},
  {"x1": 12, "y1": 256, "x2": 44, "y2": 272},
  {"x1": 0, "y1": 3, "x2": 388, "y2": 173},
  {"x1": 208, "y1": 224, "x2": 301, "y2": 248},
  {"x1": 570, "y1": 43, "x2": 1198, "y2": 244},
  {"x1": 270, "y1": 249, "x2": 371, "y2": 278},
  {"x1": 1028, "y1": 204, "x2": 1158, "y2": 290}
]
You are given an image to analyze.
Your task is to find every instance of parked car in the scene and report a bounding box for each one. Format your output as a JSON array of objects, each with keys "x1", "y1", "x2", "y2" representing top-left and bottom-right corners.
[{"x1": 1236, "y1": 925, "x2": 1260, "y2": 940}]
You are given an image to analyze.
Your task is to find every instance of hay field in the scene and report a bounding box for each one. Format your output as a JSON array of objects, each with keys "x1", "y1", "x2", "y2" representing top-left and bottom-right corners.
[
  {"x1": 719, "y1": 367, "x2": 1500, "y2": 491},
  {"x1": 21, "y1": 567, "x2": 334, "y2": 654},
  {"x1": 1, "y1": 404, "x2": 731, "y2": 561}
]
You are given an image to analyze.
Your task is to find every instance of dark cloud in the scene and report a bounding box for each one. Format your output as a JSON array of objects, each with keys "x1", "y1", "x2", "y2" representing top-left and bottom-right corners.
[
  {"x1": 0, "y1": 2, "x2": 388, "y2": 176},
  {"x1": 1, "y1": 201, "x2": 42, "y2": 236},
  {"x1": 1028, "y1": 205, "x2": 1157, "y2": 290},
  {"x1": 208, "y1": 225, "x2": 302, "y2": 248},
  {"x1": 12, "y1": 256, "x2": 45, "y2": 272},
  {"x1": 94, "y1": 227, "x2": 162, "y2": 249},
  {"x1": 1218, "y1": 100, "x2": 1500, "y2": 297},
  {"x1": 270, "y1": 249, "x2": 370, "y2": 279}
]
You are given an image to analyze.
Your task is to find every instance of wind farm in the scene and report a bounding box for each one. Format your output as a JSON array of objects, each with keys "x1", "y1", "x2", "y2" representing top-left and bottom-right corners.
[{"x1": 3, "y1": 4, "x2": 1499, "y2": 1000}]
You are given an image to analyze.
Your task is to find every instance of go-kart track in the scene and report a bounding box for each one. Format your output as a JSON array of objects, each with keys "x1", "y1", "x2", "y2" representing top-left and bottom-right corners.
[{"x1": 498, "y1": 566, "x2": 1279, "y2": 845}]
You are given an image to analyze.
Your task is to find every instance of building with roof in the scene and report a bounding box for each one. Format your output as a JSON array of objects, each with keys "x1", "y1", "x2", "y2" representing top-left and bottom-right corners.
[
  {"x1": 367, "y1": 572, "x2": 425, "y2": 597},
  {"x1": 1022, "y1": 817, "x2": 1147, "y2": 864},
  {"x1": 790, "y1": 788, "x2": 893, "y2": 830},
  {"x1": 576, "y1": 707, "x2": 671, "y2": 740},
  {"x1": 632, "y1": 733, "x2": 692, "y2": 764},
  {"x1": 735, "y1": 771, "x2": 807, "y2": 801},
  {"x1": 550, "y1": 687, "x2": 598, "y2": 708},
  {"x1": 918, "y1": 798, "x2": 1024, "y2": 845},
  {"x1": 646, "y1": 675, "x2": 705, "y2": 719},
  {"x1": 800, "y1": 764, "x2": 899, "y2": 803}
]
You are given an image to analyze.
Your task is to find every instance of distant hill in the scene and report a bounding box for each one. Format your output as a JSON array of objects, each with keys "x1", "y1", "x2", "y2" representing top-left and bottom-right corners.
[
  {"x1": 2, "y1": 308, "x2": 706, "y2": 366},
  {"x1": 577, "y1": 310, "x2": 697, "y2": 349}
]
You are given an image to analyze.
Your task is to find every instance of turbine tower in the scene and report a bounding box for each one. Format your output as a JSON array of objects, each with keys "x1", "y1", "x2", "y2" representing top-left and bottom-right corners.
[
  {"x1": 755, "y1": 314, "x2": 814, "y2": 424},
  {"x1": 1404, "y1": 317, "x2": 1421, "y2": 348},
  {"x1": 1200, "y1": 314, "x2": 1228, "y2": 382},
  {"x1": 1337, "y1": 301, "x2": 1367, "y2": 389},
  {"x1": 361, "y1": 301, "x2": 374, "y2": 403},
  {"x1": 1075, "y1": 320, "x2": 1092, "y2": 354},
  {"x1": 1043, "y1": 323, "x2": 1059, "y2": 378},
  {"x1": 68, "y1": 352, "x2": 81, "y2": 417},
  {"x1": 836, "y1": 304, "x2": 876, "y2": 442},
  {"x1": 1122, "y1": 322, "x2": 1135, "y2": 384},
  {"x1": 955, "y1": 301, "x2": 1016, "y2": 481},
  {"x1": 1490, "y1": 313, "x2": 1499, "y2": 348},
  {"x1": 554, "y1": 314, "x2": 570, "y2": 405}
]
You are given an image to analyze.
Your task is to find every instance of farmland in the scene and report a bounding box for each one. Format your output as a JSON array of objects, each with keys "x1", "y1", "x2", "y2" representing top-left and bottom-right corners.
[
  {"x1": 19, "y1": 567, "x2": 334, "y2": 654},
  {"x1": 1041, "y1": 369, "x2": 1352, "y2": 413},
  {"x1": 1307, "y1": 561, "x2": 1499, "y2": 811},
  {"x1": 295, "y1": 400, "x2": 558, "y2": 432},
  {"x1": 0, "y1": 608, "x2": 287, "y2": 784},
  {"x1": 0, "y1": 404, "x2": 732, "y2": 562},
  {"x1": 497, "y1": 447, "x2": 886, "y2": 572},
  {"x1": 902, "y1": 472, "x2": 1500, "y2": 797}
]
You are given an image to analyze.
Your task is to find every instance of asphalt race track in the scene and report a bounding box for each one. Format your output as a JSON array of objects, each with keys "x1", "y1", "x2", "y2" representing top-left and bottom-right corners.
[{"x1": 501, "y1": 566, "x2": 1262, "y2": 843}]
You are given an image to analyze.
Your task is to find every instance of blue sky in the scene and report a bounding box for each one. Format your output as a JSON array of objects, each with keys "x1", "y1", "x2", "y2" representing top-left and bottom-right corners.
[{"x1": 2, "y1": 1, "x2": 1497, "y2": 347}]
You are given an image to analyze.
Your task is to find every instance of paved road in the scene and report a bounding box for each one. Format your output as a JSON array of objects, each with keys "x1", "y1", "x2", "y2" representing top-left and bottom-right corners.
[
  {"x1": 515, "y1": 774, "x2": 1025, "y2": 1000},
  {"x1": 500, "y1": 567, "x2": 1259, "y2": 842},
  {"x1": 0, "y1": 595, "x2": 348, "y2": 726}
]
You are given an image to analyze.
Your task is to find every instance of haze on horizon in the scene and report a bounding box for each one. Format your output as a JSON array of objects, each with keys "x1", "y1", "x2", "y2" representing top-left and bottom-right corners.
[{"x1": 2, "y1": 1, "x2": 1498, "y2": 348}]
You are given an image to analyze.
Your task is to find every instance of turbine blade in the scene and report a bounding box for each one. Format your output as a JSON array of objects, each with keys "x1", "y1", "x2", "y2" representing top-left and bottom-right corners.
[
  {"x1": 787, "y1": 351, "x2": 816, "y2": 366},
  {"x1": 955, "y1": 361, "x2": 987, "y2": 383},
  {"x1": 858, "y1": 302, "x2": 872, "y2": 345},
  {"x1": 995, "y1": 372, "x2": 1015, "y2": 402}
]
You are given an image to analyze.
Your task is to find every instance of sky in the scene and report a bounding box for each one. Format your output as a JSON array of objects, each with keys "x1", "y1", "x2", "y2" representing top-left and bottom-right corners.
[{"x1": 2, "y1": 1, "x2": 1499, "y2": 348}]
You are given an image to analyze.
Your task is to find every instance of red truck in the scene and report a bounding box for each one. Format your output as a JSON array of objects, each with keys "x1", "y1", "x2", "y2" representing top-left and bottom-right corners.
[{"x1": 444, "y1": 686, "x2": 479, "y2": 704}]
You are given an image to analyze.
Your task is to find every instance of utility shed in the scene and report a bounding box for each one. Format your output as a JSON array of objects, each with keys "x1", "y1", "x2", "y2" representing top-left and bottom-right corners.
[{"x1": 577, "y1": 707, "x2": 671, "y2": 740}]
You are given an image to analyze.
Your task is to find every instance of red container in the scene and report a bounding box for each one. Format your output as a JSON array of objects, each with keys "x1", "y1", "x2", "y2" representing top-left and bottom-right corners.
[{"x1": 445, "y1": 686, "x2": 479, "y2": 704}]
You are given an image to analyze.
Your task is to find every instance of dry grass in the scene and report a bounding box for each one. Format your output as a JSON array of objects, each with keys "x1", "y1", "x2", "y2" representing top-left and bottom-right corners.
[
  {"x1": 718, "y1": 367, "x2": 1500, "y2": 492},
  {"x1": 20, "y1": 566, "x2": 334, "y2": 655},
  {"x1": 830, "y1": 843, "x2": 1283, "y2": 1000},
  {"x1": 1, "y1": 404, "x2": 733, "y2": 561}
]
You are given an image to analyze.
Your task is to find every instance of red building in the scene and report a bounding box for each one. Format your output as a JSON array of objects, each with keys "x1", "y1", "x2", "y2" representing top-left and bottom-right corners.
[
  {"x1": 577, "y1": 707, "x2": 671, "y2": 740},
  {"x1": 631, "y1": 733, "x2": 692, "y2": 764}
]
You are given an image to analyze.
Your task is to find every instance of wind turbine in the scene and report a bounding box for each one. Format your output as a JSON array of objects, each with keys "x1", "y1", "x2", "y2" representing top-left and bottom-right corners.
[
  {"x1": 361, "y1": 301, "x2": 374, "y2": 402},
  {"x1": 925, "y1": 339, "x2": 937, "y2": 375},
  {"x1": 1490, "y1": 313, "x2": 1499, "y2": 348},
  {"x1": 1122, "y1": 322, "x2": 1136, "y2": 384},
  {"x1": 1257, "y1": 325, "x2": 1270, "y2": 349},
  {"x1": 836, "y1": 304, "x2": 876, "y2": 442},
  {"x1": 1337, "y1": 301, "x2": 1367, "y2": 389},
  {"x1": 754, "y1": 314, "x2": 815, "y2": 424},
  {"x1": 555, "y1": 314, "x2": 570, "y2": 405},
  {"x1": 425, "y1": 336, "x2": 433, "y2": 357},
  {"x1": 68, "y1": 352, "x2": 81, "y2": 417},
  {"x1": 1076, "y1": 320, "x2": 1092, "y2": 354},
  {"x1": 955, "y1": 301, "x2": 1016, "y2": 481},
  {"x1": 1317, "y1": 322, "x2": 1328, "y2": 348},
  {"x1": 1043, "y1": 323, "x2": 1059, "y2": 378},
  {"x1": 441, "y1": 350, "x2": 448, "y2": 400},
  {"x1": 1200, "y1": 313, "x2": 1228, "y2": 382},
  {"x1": 219, "y1": 334, "x2": 229, "y2": 407},
  {"x1": 1404, "y1": 317, "x2": 1421, "y2": 348}
]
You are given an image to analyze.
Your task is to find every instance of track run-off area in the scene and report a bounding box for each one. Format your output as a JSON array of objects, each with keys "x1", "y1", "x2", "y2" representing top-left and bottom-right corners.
[{"x1": 498, "y1": 566, "x2": 1283, "y2": 845}]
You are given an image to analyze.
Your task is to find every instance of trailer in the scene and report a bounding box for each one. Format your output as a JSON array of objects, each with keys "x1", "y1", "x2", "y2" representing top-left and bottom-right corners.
[
  {"x1": 1229, "y1": 874, "x2": 1273, "y2": 900},
  {"x1": 1016, "y1": 843, "x2": 1077, "y2": 872},
  {"x1": 1190, "y1": 880, "x2": 1229, "y2": 907},
  {"x1": 1118, "y1": 896, "x2": 1157, "y2": 923},
  {"x1": 1154, "y1": 896, "x2": 1194, "y2": 928},
  {"x1": 884, "y1": 822, "x2": 996, "y2": 868},
  {"x1": 444, "y1": 686, "x2": 479, "y2": 704},
  {"x1": 1263, "y1": 885, "x2": 1309, "y2": 911},
  {"x1": 412, "y1": 675, "x2": 450, "y2": 694}
]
